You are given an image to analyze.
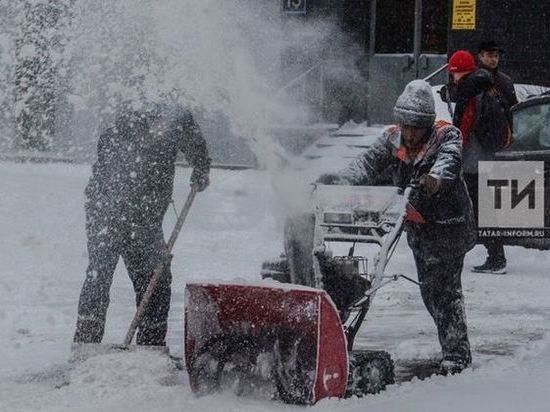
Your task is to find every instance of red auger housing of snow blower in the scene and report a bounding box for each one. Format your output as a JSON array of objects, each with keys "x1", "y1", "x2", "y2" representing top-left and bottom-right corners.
[
  {"x1": 185, "y1": 185, "x2": 412, "y2": 404},
  {"x1": 185, "y1": 282, "x2": 348, "y2": 403}
]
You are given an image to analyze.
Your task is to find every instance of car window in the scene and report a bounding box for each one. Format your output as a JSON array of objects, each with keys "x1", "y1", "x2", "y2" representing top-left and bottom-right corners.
[{"x1": 512, "y1": 102, "x2": 550, "y2": 149}]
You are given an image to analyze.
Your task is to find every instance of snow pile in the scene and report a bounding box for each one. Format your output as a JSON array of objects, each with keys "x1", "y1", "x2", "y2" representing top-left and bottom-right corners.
[
  {"x1": 67, "y1": 351, "x2": 181, "y2": 395},
  {"x1": 333, "y1": 337, "x2": 550, "y2": 412}
]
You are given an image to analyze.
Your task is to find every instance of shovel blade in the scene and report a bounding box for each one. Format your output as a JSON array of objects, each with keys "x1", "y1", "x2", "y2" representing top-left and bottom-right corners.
[
  {"x1": 70, "y1": 342, "x2": 170, "y2": 363},
  {"x1": 184, "y1": 282, "x2": 348, "y2": 404}
]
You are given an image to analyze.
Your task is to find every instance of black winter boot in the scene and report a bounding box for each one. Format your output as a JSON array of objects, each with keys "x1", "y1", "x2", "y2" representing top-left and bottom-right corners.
[
  {"x1": 472, "y1": 257, "x2": 507, "y2": 274},
  {"x1": 474, "y1": 242, "x2": 507, "y2": 274}
]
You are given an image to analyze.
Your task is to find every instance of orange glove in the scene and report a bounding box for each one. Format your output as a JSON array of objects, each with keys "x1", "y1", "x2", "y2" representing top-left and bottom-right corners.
[{"x1": 405, "y1": 203, "x2": 426, "y2": 224}]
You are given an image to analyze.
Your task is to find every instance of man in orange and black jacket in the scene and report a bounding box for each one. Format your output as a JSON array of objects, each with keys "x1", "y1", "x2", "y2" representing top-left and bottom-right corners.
[{"x1": 318, "y1": 80, "x2": 475, "y2": 374}]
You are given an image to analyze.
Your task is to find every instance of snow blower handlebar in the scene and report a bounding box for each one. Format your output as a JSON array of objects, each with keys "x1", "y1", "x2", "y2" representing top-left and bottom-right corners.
[
  {"x1": 373, "y1": 186, "x2": 413, "y2": 273},
  {"x1": 351, "y1": 185, "x2": 415, "y2": 307}
]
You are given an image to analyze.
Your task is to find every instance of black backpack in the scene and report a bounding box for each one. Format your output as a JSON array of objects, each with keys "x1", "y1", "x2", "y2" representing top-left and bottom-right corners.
[{"x1": 475, "y1": 87, "x2": 512, "y2": 152}]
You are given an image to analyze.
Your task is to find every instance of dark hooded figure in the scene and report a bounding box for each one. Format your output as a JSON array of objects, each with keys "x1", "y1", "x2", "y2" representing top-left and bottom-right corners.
[
  {"x1": 74, "y1": 104, "x2": 210, "y2": 346},
  {"x1": 318, "y1": 80, "x2": 475, "y2": 374}
]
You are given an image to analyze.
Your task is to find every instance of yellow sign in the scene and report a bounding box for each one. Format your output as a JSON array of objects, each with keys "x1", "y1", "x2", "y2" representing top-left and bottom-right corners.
[{"x1": 452, "y1": 0, "x2": 476, "y2": 30}]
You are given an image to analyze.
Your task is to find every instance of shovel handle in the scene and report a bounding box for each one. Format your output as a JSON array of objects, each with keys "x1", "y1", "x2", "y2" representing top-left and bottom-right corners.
[
  {"x1": 423, "y1": 63, "x2": 448, "y2": 82},
  {"x1": 123, "y1": 186, "x2": 198, "y2": 346},
  {"x1": 167, "y1": 186, "x2": 198, "y2": 251}
]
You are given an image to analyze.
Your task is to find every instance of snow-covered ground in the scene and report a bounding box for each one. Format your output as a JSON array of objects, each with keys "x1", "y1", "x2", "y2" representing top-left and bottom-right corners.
[{"x1": 1, "y1": 160, "x2": 550, "y2": 412}]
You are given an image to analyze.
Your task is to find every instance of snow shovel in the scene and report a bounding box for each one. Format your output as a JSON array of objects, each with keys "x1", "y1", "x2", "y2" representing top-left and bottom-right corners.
[
  {"x1": 422, "y1": 63, "x2": 455, "y2": 117},
  {"x1": 423, "y1": 63, "x2": 448, "y2": 82},
  {"x1": 123, "y1": 185, "x2": 198, "y2": 346},
  {"x1": 72, "y1": 186, "x2": 198, "y2": 362}
]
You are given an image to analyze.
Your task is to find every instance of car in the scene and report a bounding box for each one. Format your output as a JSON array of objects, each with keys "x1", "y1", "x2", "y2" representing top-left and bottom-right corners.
[
  {"x1": 492, "y1": 90, "x2": 550, "y2": 249},
  {"x1": 436, "y1": 85, "x2": 550, "y2": 250}
]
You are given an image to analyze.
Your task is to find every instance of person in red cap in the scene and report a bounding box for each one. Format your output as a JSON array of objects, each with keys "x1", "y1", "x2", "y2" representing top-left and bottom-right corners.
[
  {"x1": 447, "y1": 49, "x2": 478, "y2": 74},
  {"x1": 440, "y1": 50, "x2": 509, "y2": 274}
]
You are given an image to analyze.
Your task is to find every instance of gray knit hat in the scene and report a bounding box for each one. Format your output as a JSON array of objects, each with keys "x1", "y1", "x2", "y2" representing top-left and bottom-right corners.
[{"x1": 393, "y1": 79, "x2": 436, "y2": 128}]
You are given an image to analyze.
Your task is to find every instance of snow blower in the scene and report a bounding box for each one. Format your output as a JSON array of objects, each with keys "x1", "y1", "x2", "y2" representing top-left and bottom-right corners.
[{"x1": 185, "y1": 185, "x2": 419, "y2": 404}]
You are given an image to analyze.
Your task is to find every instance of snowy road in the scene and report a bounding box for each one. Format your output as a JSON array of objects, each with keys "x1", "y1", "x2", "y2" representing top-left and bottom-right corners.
[{"x1": 1, "y1": 161, "x2": 549, "y2": 412}]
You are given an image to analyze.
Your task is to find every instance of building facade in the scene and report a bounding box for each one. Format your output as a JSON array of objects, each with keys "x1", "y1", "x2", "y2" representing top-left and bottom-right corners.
[{"x1": 281, "y1": 0, "x2": 550, "y2": 124}]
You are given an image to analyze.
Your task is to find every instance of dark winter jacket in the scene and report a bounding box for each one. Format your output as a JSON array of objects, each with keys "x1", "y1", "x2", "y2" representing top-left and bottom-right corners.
[
  {"x1": 85, "y1": 109, "x2": 210, "y2": 226},
  {"x1": 480, "y1": 66, "x2": 518, "y2": 111},
  {"x1": 442, "y1": 69, "x2": 496, "y2": 173},
  {"x1": 335, "y1": 122, "x2": 476, "y2": 258}
]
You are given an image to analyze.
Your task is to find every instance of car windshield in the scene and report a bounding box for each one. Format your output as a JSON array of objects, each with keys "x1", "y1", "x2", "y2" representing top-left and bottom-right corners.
[{"x1": 512, "y1": 101, "x2": 550, "y2": 149}]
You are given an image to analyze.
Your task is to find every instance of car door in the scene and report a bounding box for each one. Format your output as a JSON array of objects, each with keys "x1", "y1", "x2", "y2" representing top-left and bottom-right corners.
[{"x1": 493, "y1": 95, "x2": 550, "y2": 249}]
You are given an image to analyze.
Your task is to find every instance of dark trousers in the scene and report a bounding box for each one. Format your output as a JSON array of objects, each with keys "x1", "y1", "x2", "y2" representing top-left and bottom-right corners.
[
  {"x1": 74, "y1": 211, "x2": 172, "y2": 345},
  {"x1": 463, "y1": 173, "x2": 506, "y2": 262},
  {"x1": 413, "y1": 252, "x2": 472, "y2": 364}
]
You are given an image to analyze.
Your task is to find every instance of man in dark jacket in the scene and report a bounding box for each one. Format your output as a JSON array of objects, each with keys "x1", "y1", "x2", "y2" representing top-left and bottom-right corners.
[
  {"x1": 478, "y1": 41, "x2": 518, "y2": 113},
  {"x1": 319, "y1": 80, "x2": 475, "y2": 374},
  {"x1": 441, "y1": 49, "x2": 510, "y2": 274},
  {"x1": 471, "y1": 41, "x2": 518, "y2": 273},
  {"x1": 73, "y1": 104, "x2": 211, "y2": 346}
]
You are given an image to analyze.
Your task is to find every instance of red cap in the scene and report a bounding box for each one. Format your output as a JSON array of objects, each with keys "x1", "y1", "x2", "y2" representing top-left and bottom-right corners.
[{"x1": 448, "y1": 50, "x2": 477, "y2": 73}]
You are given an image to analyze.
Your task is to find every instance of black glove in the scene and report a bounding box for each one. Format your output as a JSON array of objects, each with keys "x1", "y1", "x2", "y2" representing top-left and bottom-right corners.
[
  {"x1": 316, "y1": 173, "x2": 342, "y2": 185},
  {"x1": 438, "y1": 85, "x2": 449, "y2": 103},
  {"x1": 190, "y1": 167, "x2": 210, "y2": 192},
  {"x1": 419, "y1": 174, "x2": 441, "y2": 197}
]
